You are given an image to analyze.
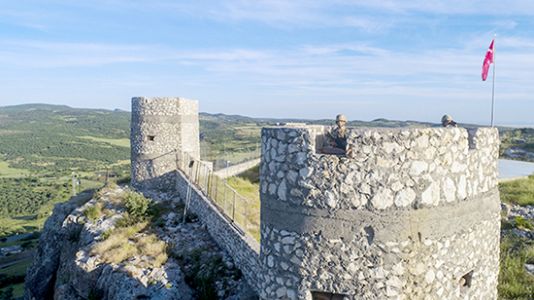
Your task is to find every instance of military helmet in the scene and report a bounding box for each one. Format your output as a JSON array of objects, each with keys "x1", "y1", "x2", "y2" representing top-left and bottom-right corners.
[
  {"x1": 441, "y1": 114, "x2": 453, "y2": 124},
  {"x1": 336, "y1": 114, "x2": 347, "y2": 122}
]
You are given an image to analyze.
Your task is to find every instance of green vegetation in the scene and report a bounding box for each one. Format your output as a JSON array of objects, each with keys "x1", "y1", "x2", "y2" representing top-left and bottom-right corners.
[
  {"x1": 226, "y1": 176, "x2": 259, "y2": 203},
  {"x1": 498, "y1": 235, "x2": 534, "y2": 299},
  {"x1": 499, "y1": 175, "x2": 534, "y2": 206},
  {"x1": 0, "y1": 178, "x2": 67, "y2": 217},
  {"x1": 226, "y1": 169, "x2": 261, "y2": 241},
  {"x1": 83, "y1": 203, "x2": 102, "y2": 221},
  {"x1": 0, "y1": 161, "x2": 29, "y2": 178},
  {"x1": 90, "y1": 187, "x2": 167, "y2": 268},
  {"x1": 79, "y1": 136, "x2": 130, "y2": 147},
  {"x1": 124, "y1": 191, "x2": 150, "y2": 221},
  {"x1": 514, "y1": 216, "x2": 534, "y2": 231},
  {"x1": 1, "y1": 103, "x2": 534, "y2": 297},
  {"x1": 185, "y1": 248, "x2": 223, "y2": 299},
  {"x1": 500, "y1": 127, "x2": 534, "y2": 161}
]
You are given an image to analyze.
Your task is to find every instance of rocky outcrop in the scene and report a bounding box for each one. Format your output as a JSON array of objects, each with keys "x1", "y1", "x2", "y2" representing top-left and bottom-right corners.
[
  {"x1": 24, "y1": 185, "x2": 255, "y2": 300},
  {"x1": 25, "y1": 190, "x2": 94, "y2": 300}
]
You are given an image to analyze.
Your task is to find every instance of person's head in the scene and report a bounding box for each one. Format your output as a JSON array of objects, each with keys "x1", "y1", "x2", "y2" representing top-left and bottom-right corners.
[
  {"x1": 336, "y1": 114, "x2": 347, "y2": 127},
  {"x1": 441, "y1": 114, "x2": 453, "y2": 127}
]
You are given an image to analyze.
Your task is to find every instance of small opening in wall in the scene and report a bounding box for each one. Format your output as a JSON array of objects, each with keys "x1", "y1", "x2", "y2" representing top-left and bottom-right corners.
[
  {"x1": 311, "y1": 291, "x2": 349, "y2": 300},
  {"x1": 459, "y1": 270, "x2": 474, "y2": 288},
  {"x1": 147, "y1": 135, "x2": 155, "y2": 141}
]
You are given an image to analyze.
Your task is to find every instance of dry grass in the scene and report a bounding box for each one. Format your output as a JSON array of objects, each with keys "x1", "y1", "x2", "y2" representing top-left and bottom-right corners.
[
  {"x1": 83, "y1": 202, "x2": 102, "y2": 221},
  {"x1": 136, "y1": 234, "x2": 168, "y2": 268},
  {"x1": 91, "y1": 218, "x2": 168, "y2": 267},
  {"x1": 95, "y1": 183, "x2": 124, "y2": 206}
]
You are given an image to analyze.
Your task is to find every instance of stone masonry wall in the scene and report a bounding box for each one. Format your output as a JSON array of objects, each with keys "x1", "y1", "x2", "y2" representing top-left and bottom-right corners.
[
  {"x1": 174, "y1": 167, "x2": 262, "y2": 291},
  {"x1": 259, "y1": 126, "x2": 501, "y2": 299},
  {"x1": 214, "y1": 158, "x2": 261, "y2": 179},
  {"x1": 131, "y1": 97, "x2": 200, "y2": 190}
]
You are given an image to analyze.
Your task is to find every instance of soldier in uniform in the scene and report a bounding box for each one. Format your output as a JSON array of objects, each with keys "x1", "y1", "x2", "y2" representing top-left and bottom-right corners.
[
  {"x1": 322, "y1": 114, "x2": 352, "y2": 156},
  {"x1": 441, "y1": 114, "x2": 458, "y2": 127}
]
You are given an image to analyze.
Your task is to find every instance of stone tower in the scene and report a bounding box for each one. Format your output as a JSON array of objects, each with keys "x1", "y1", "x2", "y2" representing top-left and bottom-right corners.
[
  {"x1": 130, "y1": 97, "x2": 200, "y2": 190},
  {"x1": 259, "y1": 126, "x2": 500, "y2": 299}
]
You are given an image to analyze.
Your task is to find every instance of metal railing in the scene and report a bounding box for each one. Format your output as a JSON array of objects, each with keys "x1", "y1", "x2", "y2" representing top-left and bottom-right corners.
[{"x1": 176, "y1": 151, "x2": 260, "y2": 241}]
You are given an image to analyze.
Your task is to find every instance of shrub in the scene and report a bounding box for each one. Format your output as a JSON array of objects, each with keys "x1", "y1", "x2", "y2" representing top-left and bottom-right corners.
[
  {"x1": 84, "y1": 203, "x2": 102, "y2": 221},
  {"x1": 115, "y1": 213, "x2": 137, "y2": 228},
  {"x1": 514, "y1": 216, "x2": 534, "y2": 231},
  {"x1": 115, "y1": 175, "x2": 131, "y2": 185},
  {"x1": 101, "y1": 229, "x2": 112, "y2": 240},
  {"x1": 124, "y1": 191, "x2": 150, "y2": 220}
]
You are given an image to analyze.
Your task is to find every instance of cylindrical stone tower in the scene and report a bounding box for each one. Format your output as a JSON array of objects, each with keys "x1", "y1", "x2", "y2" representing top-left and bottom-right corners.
[
  {"x1": 259, "y1": 126, "x2": 500, "y2": 299},
  {"x1": 130, "y1": 97, "x2": 200, "y2": 190}
]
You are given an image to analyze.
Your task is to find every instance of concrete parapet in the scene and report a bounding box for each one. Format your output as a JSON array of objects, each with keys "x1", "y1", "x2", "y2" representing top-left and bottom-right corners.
[{"x1": 259, "y1": 126, "x2": 501, "y2": 299}]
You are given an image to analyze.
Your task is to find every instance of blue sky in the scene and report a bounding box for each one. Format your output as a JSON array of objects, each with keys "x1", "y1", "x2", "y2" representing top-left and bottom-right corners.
[{"x1": 1, "y1": 1, "x2": 533, "y2": 125}]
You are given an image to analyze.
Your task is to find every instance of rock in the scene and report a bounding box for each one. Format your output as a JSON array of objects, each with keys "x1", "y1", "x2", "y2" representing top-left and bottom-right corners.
[
  {"x1": 287, "y1": 170, "x2": 298, "y2": 184},
  {"x1": 442, "y1": 177, "x2": 456, "y2": 203},
  {"x1": 425, "y1": 270, "x2": 435, "y2": 284},
  {"x1": 421, "y1": 182, "x2": 440, "y2": 206},
  {"x1": 371, "y1": 188, "x2": 394, "y2": 209},
  {"x1": 394, "y1": 188, "x2": 416, "y2": 207},
  {"x1": 278, "y1": 180, "x2": 288, "y2": 201},
  {"x1": 525, "y1": 263, "x2": 534, "y2": 276},
  {"x1": 25, "y1": 186, "x2": 258, "y2": 300},
  {"x1": 409, "y1": 161, "x2": 428, "y2": 176},
  {"x1": 325, "y1": 191, "x2": 337, "y2": 208}
]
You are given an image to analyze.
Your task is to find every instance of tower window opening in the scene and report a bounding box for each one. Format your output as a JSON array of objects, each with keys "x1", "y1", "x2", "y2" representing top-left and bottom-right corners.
[
  {"x1": 311, "y1": 291, "x2": 349, "y2": 300},
  {"x1": 460, "y1": 270, "x2": 474, "y2": 288},
  {"x1": 147, "y1": 135, "x2": 155, "y2": 141}
]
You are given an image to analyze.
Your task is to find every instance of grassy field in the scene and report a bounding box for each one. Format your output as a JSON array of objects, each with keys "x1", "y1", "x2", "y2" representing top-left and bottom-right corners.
[
  {"x1": 0, "y1": 161, "x2": 29, "y2": 178},
  {"x1": 225, "y1": 166, "x2": 260, "y2": 240},
  {"x1": 79, "y1": 136, "x2": 130, "y2": 147},
  {"x1": 499, "y1": 235, "x2": 534, "y2": 299},
  {"x1": 499, "y1": 175, "x2": 534, "y2": 206},
  {"x1": 499, "y1": 175, "x2": 534, "y2": 298}
]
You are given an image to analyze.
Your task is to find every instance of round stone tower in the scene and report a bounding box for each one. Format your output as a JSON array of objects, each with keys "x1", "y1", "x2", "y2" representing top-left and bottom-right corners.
[
  {"x1": 258, "y1": 126, "x2": 500, "y2": 299},
  {"x1": 130, "y1": 97, "x2": 200, "y2": 190}
]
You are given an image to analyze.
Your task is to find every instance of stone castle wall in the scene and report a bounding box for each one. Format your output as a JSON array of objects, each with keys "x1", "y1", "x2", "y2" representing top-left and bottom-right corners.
[
  {"x1": 259, "y1": 126, "x2": 501, "y2": 299},
  {"x1": 130, "y1": 98, "x2": 501, "y2": 300},
  {"x1": 131, "y1": 97, "x2": 200, "y2": 190},
  {"x1": 174, "y1": 166, "x2": 262, "y2": 291},
  {"x1": 214, "y1": 158, "x2": 261, "y2": 179}
]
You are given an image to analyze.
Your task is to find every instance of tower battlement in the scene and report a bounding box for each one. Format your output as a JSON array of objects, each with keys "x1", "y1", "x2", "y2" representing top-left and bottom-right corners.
[{"x1": 259, "y1": 126, "x2": 501, "y2": 299}]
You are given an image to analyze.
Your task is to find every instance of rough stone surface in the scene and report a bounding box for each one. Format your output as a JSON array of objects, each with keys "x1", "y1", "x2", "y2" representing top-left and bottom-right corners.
[
  {"x1": 127, "y1": 100, "x2": 502, "y2": 300},
  {"x1": 25, "y1": 187, "x2": 194, "y2": 300},
  {"x1": 175, "y1": 169, "x2": 262, "y2": 296},
  {"x1": 259, "y1": 126, "x2": 501, "y2": 299},
  {"x1": 25, "y1": 186, "x2": 257, "y2": 300},
  {"x1": 131, "y1": 97, "x2": 200, "y2": 191}
]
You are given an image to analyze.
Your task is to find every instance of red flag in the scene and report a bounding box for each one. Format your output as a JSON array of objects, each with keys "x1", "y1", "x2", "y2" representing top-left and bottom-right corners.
[{"x1": 482, "y1": 39, "x2": 494, "y2": 81}]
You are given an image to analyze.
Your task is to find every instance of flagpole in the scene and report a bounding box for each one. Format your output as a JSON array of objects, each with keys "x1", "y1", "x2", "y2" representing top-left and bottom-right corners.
[{"x1": 490, "y1": 35, "x2": 496, "y2": 127}]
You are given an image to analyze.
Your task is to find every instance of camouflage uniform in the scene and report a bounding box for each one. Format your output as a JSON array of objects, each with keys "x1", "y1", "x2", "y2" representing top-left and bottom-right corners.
[
  {"x1": 323, "y1": 114, "x2": 350, "y2": 155},
  {"x1": 441, "y1": 114, "x2": 458, "y2": 127}
]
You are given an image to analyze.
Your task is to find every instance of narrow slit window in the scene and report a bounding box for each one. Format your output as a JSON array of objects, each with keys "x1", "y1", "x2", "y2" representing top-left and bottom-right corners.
[
  {"x1": 311, "y1": 291, "x2": 349, "y2": 300},
  {"x1": 460, "y1": 270, "x2": 474, "y2": 288}
]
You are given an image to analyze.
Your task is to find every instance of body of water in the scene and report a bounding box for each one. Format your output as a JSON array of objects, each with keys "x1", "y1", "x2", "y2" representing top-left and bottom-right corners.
[{"x1": 498, "y1": 159, "x2": 534, "y2": 179}]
